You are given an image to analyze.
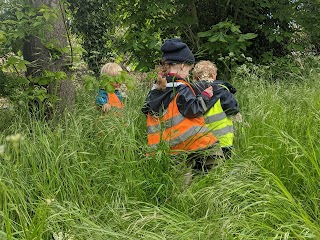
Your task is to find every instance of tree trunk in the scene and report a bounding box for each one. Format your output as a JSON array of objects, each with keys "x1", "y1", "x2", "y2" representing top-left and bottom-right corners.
[{"x1": 23, "y1": 0, "x2": 75, "y2": 120}]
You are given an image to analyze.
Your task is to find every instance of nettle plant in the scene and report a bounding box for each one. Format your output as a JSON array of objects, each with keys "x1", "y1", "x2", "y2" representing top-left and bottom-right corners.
[{"x1": 0, "y1": 1, "x2": 68, "y2": 104}]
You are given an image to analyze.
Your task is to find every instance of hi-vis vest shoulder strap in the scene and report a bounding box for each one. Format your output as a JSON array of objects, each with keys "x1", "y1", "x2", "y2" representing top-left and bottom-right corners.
[
  {"x1": 204, "y1": 98, "x2": 234, "y2": 148},
  {"x1": 108, "y1": 92, "x2": 124, "y2": 108},
  {"x1": 147, "y1": 80, "x2": 218, "y2": 155}
]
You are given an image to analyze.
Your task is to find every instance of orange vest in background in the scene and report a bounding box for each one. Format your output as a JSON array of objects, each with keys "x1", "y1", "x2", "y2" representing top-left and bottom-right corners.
[
  {"x1": 147, "y1": 80, "x2": 218, "y2": 155},
  {"x1": 108, "y1": 92, "x2": 124, "y2": 108}
]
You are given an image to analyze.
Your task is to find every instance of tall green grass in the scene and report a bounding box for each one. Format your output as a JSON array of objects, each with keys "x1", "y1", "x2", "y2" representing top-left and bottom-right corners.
[{"x1": 0, "y1": 61, "x2": 320, "y2": 239}]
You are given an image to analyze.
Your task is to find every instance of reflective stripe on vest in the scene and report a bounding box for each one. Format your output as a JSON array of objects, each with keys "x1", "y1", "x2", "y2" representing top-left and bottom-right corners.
[
  {"x1": 151, "y1": 82, "x2": 185, "y2": 90},
  {"x1": 204, "y1": 98, "x2": 234, "y2": 148},
  {"x1": 147, "y1": 81, "x2": 218, "y2": 154},
  {"x1": 108, "y1": 93, "x2": 124, "y2": 108}
]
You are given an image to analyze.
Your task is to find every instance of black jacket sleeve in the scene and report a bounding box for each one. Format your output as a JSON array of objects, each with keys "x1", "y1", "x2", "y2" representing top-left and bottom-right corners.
[
  {"x1": 213, "y1": 83, "x2": 239, "y2": 116},
  {"x1": 176, "y1": 85, "x2": 209, "y2": 118}
]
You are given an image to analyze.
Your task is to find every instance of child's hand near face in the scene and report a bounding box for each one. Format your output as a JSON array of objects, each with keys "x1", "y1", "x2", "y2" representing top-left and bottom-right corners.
[
  {"x1": 102, "y1": 103, "x2": 111, "y2": 112},
  {"x1": 203, "y1": 86, "x2": 213, "y2": 98}
]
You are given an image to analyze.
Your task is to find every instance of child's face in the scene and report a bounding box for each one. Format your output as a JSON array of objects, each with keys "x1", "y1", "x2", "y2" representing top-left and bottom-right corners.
[
  {"x1": 180, "y1": 64, "x2": 194, "y2": 78},
  {"x1": 212, "y1": 71, "x2": 217, "y2": 80}
]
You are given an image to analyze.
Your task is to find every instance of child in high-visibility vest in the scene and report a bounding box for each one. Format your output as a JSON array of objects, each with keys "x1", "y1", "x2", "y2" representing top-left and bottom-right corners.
[
  {"x1": 142, "y1": 39, "x2": 225, "y2": 187},
  {"x1": 192, "y1": 60, "x2": 241, "y2": 159},
  {"x1": 95, "y1": 63, "x2": 124, "y2": 112}
]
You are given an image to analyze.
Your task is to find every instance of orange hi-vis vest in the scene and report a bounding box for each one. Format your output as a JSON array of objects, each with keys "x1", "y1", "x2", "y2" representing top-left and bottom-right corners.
[
  {"x1": 108, "y1": 92, "x2": 124, "y2": 108},
  {"x1": 147, "y1": 80, "x2": 218, "y2": 155}
]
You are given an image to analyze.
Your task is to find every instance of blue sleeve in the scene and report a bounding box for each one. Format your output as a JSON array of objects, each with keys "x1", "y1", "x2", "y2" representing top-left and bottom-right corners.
[
  {"x1": 95, "y1": 89, "x2": 108, "y2": 107},
  {"x1": 115, "y1": 90, "x2": 123, "y2": 103}
]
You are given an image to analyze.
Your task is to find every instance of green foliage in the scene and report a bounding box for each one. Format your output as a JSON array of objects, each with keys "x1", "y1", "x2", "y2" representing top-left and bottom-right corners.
[
  {"x1": 0, "y1": 0, "x2": 75, "y2": 114},
  {"x1": 294, "y1": 0, "x2": 320, "y2": 53},
  {"x1": 121, "y1": 31, "x2": 162, "y2": 71},
  {"x1": 0, "y1": 70, "x2": 28, "y2": 98},
  {"x1": 65, "y1": 0, "x2": 180, "y2": 72},
  {"x1": 0, "y1": 68, "x2": 69, "y2": 106},
  {"x1": 65, "y1": 0, "x2": 118, "y2": 74},
  {"x1": 0, "y1": 0, "x2": 57, "y2": 56},
  {"x1": 198, "y1": 21, "x2": 257, "y2": 79},
  {"x1": 1, "y1": 59, "x2": 320, "y2": 239},
  {"x1": 65, "y1": 0, "x2": 320, "y2": 78},
  {"x1": 83, "y1": 71, "x2": 136, "y2": 93}
]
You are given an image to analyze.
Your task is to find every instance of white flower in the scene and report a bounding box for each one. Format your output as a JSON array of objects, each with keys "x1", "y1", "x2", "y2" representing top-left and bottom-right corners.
[
  {"x1": 228, "y1": 52, "x2": 235, "y2": 57},
  {"x1": 53, "y1": 231, "x2": 74, "y2": 240},
  {"x1": 45, "y1": 198, "x2": 55, "y2": 205},
  {"x1": 5, "y1": 133, "x2": 24, "y2": 143},
  {"x1": 53, "y1": 232, "x2": 63, "y2": 240}
]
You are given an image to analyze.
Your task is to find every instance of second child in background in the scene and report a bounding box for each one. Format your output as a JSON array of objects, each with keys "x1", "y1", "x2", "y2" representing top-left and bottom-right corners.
[
  {"x1": 192, "y1": 60, "x2": 240, "y2": 159},
  {"x1": 95, "y1": 63, "x2": 124, "y2": 113}
]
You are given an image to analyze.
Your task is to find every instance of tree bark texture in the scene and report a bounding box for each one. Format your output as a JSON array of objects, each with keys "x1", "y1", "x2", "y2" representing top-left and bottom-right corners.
[{"x1": 23, "y1": 0, "x2": 75, "y2": 120}]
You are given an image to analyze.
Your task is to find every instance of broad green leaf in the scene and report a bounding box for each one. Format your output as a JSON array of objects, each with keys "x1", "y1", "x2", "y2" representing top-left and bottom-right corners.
[
  {"x1": 0, "y1": 31, "x2": 7, "y2": 42},
  {"x1": 208, "y1": 34, "x2": 220, "y2": 42},
  {"x1": 275, "y1": 35, "x2": 283, "y2": 42},
  {"x1": 198, "y1": 31, "x2": 212, "y2": 37},
  {"x1": 242, "y1": 33, "x2": 258, "y2": 40},
  {"x1": 42, "y1": 11, "x2": 54, "y2": 21},
  {"x1": 85, "y1": 82, "x2": 93, "y2": 91},
  {"x1": 7, "y1": 56, "x2": 19, "y2": 65},
  {"x1": 55, "y1": 71, "x2": 67, "y2": 80},
  {"x1": 17, "y1": 60, "x2": 27, "y2": 71},
  {"x1": 126, "y1": 80, "x2": 135, "y2": 90},
  {"x1": 37, "y1": 94, "x2": 47, "y2": 102},
  {"x1": 82, "y1": 75, "x2": 96, "y2": 83},
  {"x1": 218, "y1": 33, "x2": 228, "y2": 42},
  {"x1": 105, "y1": 83, "x2": 115, "y2": 93},
  {"x1": 238, "y1": 35, "x2": 245, "y2": 42},
  {"x1": 231, "y1": 25, "x2": 241, "y2": 34},
  {"x1": 60, "y1": 46, "x2": 69, "y2": 53},
  {"x1": 38, "y1": 78, "x2": 50, "y2": 85},
  {"x1": 100, "y1": 75, "x2": 111, "y2": 87},
  {"x1": 268, "y1": 35, "x2": 276, "y2": 42},
  {"x1": 16, "y1": 77, "x2": 29, "y2": 84}
]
